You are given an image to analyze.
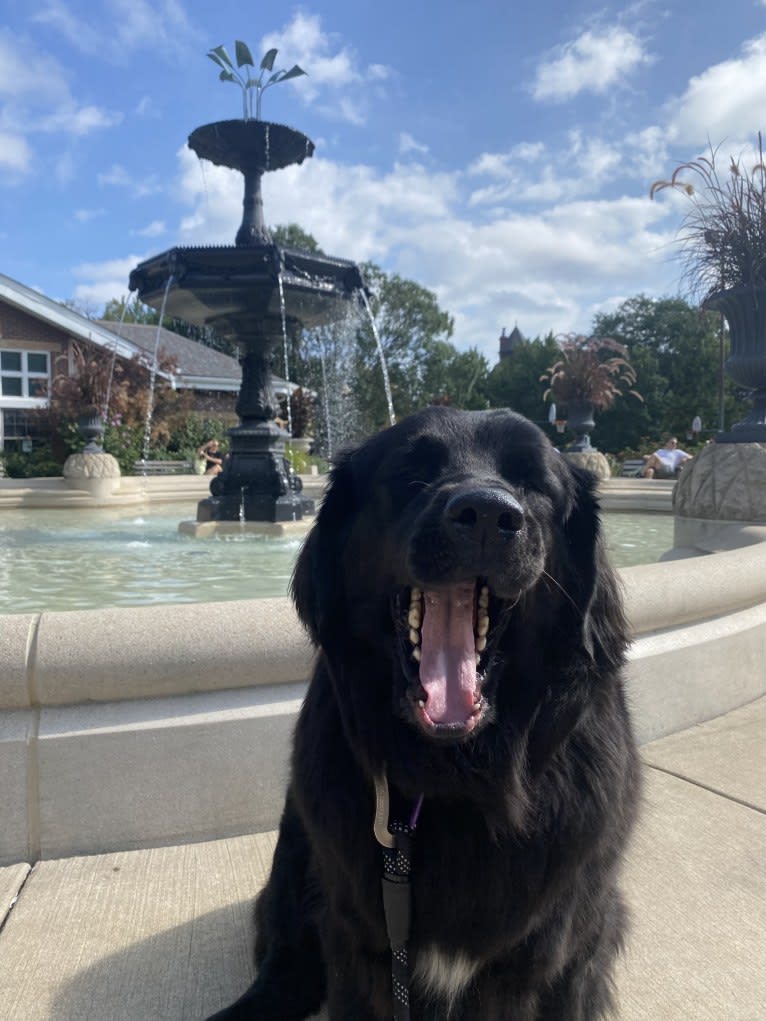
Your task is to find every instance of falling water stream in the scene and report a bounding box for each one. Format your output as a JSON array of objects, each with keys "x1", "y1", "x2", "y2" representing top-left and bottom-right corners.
[
  {"x1": 141, "y1": 276, "x2": 174, "y2": 464},
  {"x1": 319, "y1": 346, "x2": 332, "y2": 461},
  {"x1": 277, "y1": 274, "x2": 293, "y2": 435},
  {"x1": 102, "y1": 294, "x2": 133, "y2": 423},
  {"x1": 358, "y1": 289, "x2": 396, "y2": 427}
]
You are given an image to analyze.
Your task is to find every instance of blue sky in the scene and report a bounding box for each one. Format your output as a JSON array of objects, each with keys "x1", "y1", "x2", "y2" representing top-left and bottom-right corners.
[{"x1": 2, "y1": 1, "x2": 766, "y2": 362}]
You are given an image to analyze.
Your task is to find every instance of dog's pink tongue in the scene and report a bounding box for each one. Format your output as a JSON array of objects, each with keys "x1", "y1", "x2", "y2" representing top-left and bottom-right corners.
[{"x1": 419, "y1": 583, "x2": 477, "y2": 725}]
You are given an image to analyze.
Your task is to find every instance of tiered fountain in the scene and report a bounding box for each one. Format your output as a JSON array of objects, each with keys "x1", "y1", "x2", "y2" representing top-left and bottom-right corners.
[{"x1": 129, "y1": 45, "x2": 363, "y2": 528}]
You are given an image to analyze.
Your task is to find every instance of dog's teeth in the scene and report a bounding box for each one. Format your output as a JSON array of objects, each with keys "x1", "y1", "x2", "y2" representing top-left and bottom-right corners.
[
  {"x1": 476, "y1": 614, "x2": 489, "y2": 637},
  {"x1": 408, "y1": 607, "x2": 421, "y2": 629},
  {"x1": 475, "y1": 653, "x2": 481, "y2": 665},
  {"x1": 417, "y1": 698, "x2": 425, "y2": 708},
  {"x1": 475, "y1": 636, "x2": 487, "y2": 652},
  {"x1": 411, "y1": 587, "x2": 422, "y2": 601},
  {"x1": 413, "y1": 648, "x2": 421, "y2": 662},
  {"x1": 409, "y1": 627, "x2": 420, "y2": 645}
]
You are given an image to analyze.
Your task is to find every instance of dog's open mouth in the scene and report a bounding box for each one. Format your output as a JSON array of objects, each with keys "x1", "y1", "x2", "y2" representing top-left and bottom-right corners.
[{"x1": 400, "y1": 579, "x2": 495, "y2": 739}]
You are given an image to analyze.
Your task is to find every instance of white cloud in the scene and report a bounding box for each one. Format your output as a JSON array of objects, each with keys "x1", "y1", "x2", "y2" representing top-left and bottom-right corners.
[
  {"x1": 468, "y1": 133, "x2": 622, "y2": 209},
  {"x1": 0, "y1": 27, "x2": 121, "y2": 173},
  {"x1": 171, "y1": 143, "x2": 673, "y2": 360},
  {"x1": 72, "y1": 254, "x2": 148, "y2": 306},
  {"x1": 38, "y1": 105, "x2": 123, "y2": 136},
  {"x1": 32, "y1": 1, "x2": 101, "y2": 54},
  {"x1": 33, "y1": 0, "x2": 198, "y2": 61},
  {"x1": 532, "y1": 27, "x2": 651, "y2": 102},
  {"x1": 131, "y1": 219, "x2": 167, "y2": 238},
  {"x1": 97, "y1": 164, "x2": 163, "y2": 197},
  {"x1": 260, "y1": 12, "x2": 394, "y2": 125},
  {"x1": 135, "y1": 96, "x2": 160, "y2": 118},
  {"x1": 55, "y1": 151, "x2": 76, "y2": 186},
  {"x1": 74, "y1": 208, "x2": 105, "y2": 222},
  {"x1": 0, "y1": 130, "x2": 32, "y2": 173},
  {"x1": 665, "y1": 32, "x2": 766, "y2": 147},
  {"x1": 0, "y1": 31, "x2": 61, "y2": 96},
  {"x1": 399, "y1": 133, "x2": 429, "y2": 156}
]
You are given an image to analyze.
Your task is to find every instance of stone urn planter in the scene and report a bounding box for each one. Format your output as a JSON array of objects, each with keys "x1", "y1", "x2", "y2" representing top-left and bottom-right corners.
[
  {"x1": 565, "y1": 399, "x2": 596, "y2": 452},
  {"x1": 76, "y1": 410, "x2": 106, "y2": 453},
  {"x1": 704, "y1": 286, "x2": 766, "y2": 442},
  {"x1": 560, "y1": 401, "x2": 611, "y2": 480}
]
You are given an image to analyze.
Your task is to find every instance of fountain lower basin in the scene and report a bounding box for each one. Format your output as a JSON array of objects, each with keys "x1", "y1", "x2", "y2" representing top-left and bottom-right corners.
[
  {"x1": 0, "y1": 503, "x2": 674, "y2": 614},
  {"x1": 1, "y1": 474, "x2": 764, "y2": 864}
]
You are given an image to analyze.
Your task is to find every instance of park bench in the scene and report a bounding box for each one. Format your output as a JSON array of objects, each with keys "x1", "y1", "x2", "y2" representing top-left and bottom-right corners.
[
  {"x1": 132, "y1": 459, "x2": 194, "y2": 475},
  {"x1": 620, "y1": 458, "x2": 647, "y2": 478}
]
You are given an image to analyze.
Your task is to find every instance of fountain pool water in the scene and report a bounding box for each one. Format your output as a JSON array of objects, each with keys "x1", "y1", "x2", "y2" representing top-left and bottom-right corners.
[{"x1": 0, "y1": 508, "x2": 674, "y2": 614}]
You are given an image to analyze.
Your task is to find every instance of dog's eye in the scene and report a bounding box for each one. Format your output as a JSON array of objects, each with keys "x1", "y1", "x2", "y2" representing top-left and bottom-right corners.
[
  {"x1": 376, "y1": 435, "x2": 450, "y2": 497},
  {"x1": 407, "y1": 435, "x2": 450, "y2": 476}
]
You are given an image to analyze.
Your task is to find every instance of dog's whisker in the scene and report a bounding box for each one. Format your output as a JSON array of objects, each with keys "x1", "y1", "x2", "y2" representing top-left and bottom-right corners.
[{"x1": 540, "y1": 570, "x2": 583, "y2": 615}]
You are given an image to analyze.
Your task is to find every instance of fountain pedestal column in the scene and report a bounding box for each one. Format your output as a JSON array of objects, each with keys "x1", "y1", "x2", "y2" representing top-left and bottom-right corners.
[{"x1": 195, "y1": 321, "x2": 308, "y2": 523}]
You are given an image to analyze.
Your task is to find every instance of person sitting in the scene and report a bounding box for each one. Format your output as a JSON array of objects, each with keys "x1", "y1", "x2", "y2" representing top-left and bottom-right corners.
[
  {"x1": 642, "y1": 437, "x2": 692, "y2": 479},
  {"x1": 198, "y1": 439, "x2": 225, "y2": 476}
]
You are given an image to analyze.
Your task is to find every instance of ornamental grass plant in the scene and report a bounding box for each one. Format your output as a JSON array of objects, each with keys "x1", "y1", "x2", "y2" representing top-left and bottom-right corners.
[
  {"x1": 650, "y1": 133, "x2": 766, "y2": 301},
  {"x1": 540, "y1": 335, "x2": 642, "y2": 411}
]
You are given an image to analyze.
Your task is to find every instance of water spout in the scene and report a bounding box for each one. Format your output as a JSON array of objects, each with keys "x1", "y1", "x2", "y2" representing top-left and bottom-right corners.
[{"x1": 358, "y1": 289, "x2": 396, "y2": 427}]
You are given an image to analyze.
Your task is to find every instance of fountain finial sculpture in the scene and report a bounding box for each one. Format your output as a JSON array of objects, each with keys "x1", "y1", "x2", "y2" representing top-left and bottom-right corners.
[{"x1": 129, "y1": 44, "x2": 363, "y2": 523}]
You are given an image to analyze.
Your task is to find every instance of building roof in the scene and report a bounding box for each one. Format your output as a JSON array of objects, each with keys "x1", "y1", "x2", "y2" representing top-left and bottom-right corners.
[
  {"x1": 0, "y1": 270, "x2": 292, "y2": 396},
  {"x1": 0, "y1": 271, "x2": 139, "y2": 363},
  {"x1": 98, "y1": 322, "x2": 242, "y2": 392}
]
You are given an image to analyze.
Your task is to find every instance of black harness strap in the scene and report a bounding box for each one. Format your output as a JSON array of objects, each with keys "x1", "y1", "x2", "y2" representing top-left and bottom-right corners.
[{"x1": 374, "y1": 774, "x2": 423, "y2": 1021}]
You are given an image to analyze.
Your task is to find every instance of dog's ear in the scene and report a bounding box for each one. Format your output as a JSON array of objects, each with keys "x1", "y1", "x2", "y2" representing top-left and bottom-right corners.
[
  {"x1": 558, "y1": 463, "x2": 628, "y2": 672},
  {"x1": 290, "y1": 450, "x2": 356, "y2": 647},
  {"x1": 528, "y1": 462, "x2": 628, "y2": 772}
]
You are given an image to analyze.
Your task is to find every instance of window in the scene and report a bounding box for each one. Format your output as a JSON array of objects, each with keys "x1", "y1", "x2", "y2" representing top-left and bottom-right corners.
[
  {"x1": 2, "y1": 409, "x2": 44, "y2": 451},
  {"x1": 0, "y1": 349, "x2": 50, "y2": 398}
]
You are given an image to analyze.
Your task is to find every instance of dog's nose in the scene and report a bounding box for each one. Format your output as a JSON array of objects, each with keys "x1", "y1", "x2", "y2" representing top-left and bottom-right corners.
[{"x1": 445, "y1": 488, "x2": 525, "y2": 537}]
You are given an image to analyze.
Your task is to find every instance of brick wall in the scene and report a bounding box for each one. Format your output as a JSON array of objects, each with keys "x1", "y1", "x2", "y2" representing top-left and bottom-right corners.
[{"x1": 0, "y1": 302, "x2": 69, "y2": 348}]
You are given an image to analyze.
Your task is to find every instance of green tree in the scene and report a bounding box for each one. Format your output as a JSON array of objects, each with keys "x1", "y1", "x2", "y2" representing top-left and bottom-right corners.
[
  {"x1": 102, "y1": 295, "x2": 160, "y2": 324},
  {"x1": 270, "y1": 223, "x2": 323, "y2": 252},
  {"x1": 273, "y1": 241, "x2": 464, "y2": 441},
  {"x1": 354, "y1": 263, "x2": 456, "y2": 430},
  {"x1": 486, "y1": 333, "x2": 562, "y2": 428},
  {"x1": 422, "y1": 342, "x2": 490, "y2": 410},
  {"x1": 102, "y1": 295, "x2": 236, "y2": 356},
  {"x1": 591, "y1": 295, "x2": 749, "y2": 451}
]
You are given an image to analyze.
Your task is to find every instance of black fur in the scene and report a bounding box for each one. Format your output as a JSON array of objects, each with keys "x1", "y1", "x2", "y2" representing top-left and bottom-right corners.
[{"x1": 208, "y1": 407, "x2": 640, "y2": 1021}]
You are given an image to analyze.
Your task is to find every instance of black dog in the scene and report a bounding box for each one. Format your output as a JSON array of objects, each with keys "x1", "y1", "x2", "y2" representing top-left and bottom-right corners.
[{"x1": 209, "y1": 407, "x2": 640, "y2": 1021}]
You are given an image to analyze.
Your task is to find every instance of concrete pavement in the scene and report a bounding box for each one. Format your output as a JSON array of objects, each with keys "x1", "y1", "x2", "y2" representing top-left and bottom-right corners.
[{"x1": 1, "y1": 698, "x2": 764, "y2": 1021}]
